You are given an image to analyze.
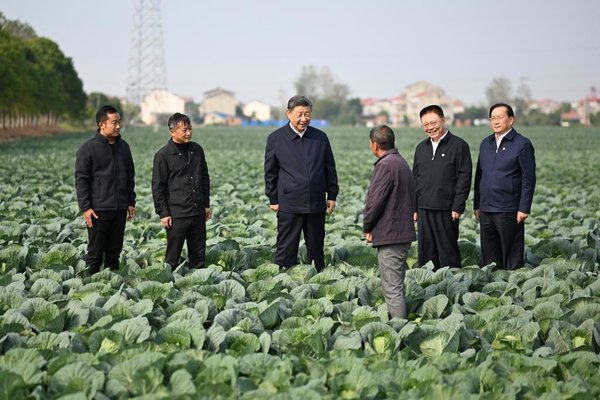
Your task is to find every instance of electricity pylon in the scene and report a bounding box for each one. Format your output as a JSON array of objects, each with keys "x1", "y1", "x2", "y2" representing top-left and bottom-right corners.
[{"x1": 126, "y1": 0, "x2": 167, "y2": 105}]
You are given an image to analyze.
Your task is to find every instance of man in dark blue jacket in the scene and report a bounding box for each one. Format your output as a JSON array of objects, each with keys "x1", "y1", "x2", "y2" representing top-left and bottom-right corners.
[
  {"x1": 152, "y1": 113, "x2": 211, "y2": 269},
  {"x1": 474, "y1": 103, "x2": 536, "y2": 270},
  {"x1": 264, "y1": 96, "x2": 338, "y2": 271},
  {"x1": 363, "y1": 125, "x2": 416, "y2": 318},
  {"x1": 75, "y1": 105, "x2": 136, "y2": 274}
]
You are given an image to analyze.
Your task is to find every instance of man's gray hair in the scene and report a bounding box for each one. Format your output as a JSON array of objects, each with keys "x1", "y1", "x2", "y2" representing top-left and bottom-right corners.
[
  {"x1": 369, "y1": 125, "x2": 395, "y2": 150},
  {"x1": 287, "y1": 95, "x2": 313, "y2": 110}
]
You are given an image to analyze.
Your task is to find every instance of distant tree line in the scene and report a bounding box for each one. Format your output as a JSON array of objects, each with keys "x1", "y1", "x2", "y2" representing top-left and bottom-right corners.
[
  {"x1": 294, "y1": 66, "x2": 362, "y2": 126},
  {"x1": 0, "y1": 12, "x2": 87, "y2": 129}
]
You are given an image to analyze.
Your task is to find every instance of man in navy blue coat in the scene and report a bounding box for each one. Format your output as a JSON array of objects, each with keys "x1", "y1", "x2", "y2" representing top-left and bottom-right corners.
[
  {"x1": 264, "y1": 96, "x2": 339, "y2": 271},
  {"x1": 474, "y1": 103, "x2": 536, "y2": 270}
]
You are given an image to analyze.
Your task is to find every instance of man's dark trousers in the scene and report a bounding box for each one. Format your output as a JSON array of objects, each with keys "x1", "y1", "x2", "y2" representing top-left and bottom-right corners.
[
  {"x1": 165, "y1": 215, "x2": 206, "y2": 268},
  {"x1": 417, "y1": 209, "x2": 461, "y2": 269},
  {"x1": 480, "y1": 211, "x2": 524, "y2": 270},
  {"x1": 86, "y1": 210, "x2": 127, "y2": 273},
  {"x1": 275, "y1": 211, "x2": 325, "y2": 271}
]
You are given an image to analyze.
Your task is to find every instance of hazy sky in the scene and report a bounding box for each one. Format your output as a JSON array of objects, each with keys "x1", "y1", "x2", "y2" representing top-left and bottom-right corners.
[{"x1": 1, "y1": 0, "x2": 599, "y2": 107}]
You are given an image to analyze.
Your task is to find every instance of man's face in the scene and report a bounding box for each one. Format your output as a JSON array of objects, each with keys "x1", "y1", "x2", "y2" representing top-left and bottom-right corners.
[
  {"x1": 170, "y1": 121, "x2": 192, "y2": 144},
  {"x1": 490, "y1": 106, "x2": 514, "y2": 134},
  {"x1": 287, "y1": 106, "x2": 312, "y2": 133},
  {"x1": 420, "y1": 112, "x2": 446, "y2": 142},
  {"x1": 99, "y1": 112, "x2": 121, "y2": 138}
]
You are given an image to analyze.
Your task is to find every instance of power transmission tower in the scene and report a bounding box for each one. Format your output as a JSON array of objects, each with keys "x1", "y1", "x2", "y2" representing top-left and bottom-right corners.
[{"x1": 126, "y1": 0, "x2": 167, "y2": 105}]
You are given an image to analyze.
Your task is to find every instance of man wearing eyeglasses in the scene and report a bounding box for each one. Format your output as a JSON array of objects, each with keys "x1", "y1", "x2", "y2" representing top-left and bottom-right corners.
[
  {"x1": 474, "y1": 103, "x2": 536, "y2": 270},
  {"x1": 412, "y1": 105, "x2": 472, "y2": 270}
]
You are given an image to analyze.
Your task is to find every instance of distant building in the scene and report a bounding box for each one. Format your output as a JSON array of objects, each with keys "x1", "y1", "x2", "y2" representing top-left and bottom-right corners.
[
  {"x1": 556, "y1": 87, "x2": 600, "y2": 126},
  {"x1": 199, "y1": 88, "x2": 236, "y2": 119},
  {"x1": 242, "y1": 100, "x2": 272, "y2": 121},
  {"x1": 140, "y1": 89, "x2": 186, "y2": 125},
  {"x1": 560, "y1": 111, "x2": 582, "y2": 127},
  {"x1": 402, "y1": 81, "x2": 457, "y2": 126},
  {"x1": 572, "y1": 87, "x2": 600, "y2": 126},
  {"x1": 362, "y1": 81, "x2": 462, "y2": 127},
  {"x1": 203, "y1": 112, "x2": 241, "y2": 126},
  {"x1": 528, "y1": 98, "x2": 561, "y2": 115}
]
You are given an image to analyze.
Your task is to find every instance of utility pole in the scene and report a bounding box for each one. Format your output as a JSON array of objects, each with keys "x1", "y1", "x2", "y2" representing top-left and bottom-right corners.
[{"x1": 126, "y1": 0, "x2": 167, "y2": 106}]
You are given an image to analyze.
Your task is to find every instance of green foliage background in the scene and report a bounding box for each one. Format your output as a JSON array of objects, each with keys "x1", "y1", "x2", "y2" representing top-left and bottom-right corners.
[{"x1": 0, "y1": 126, "x2": 599, "y2": 398}]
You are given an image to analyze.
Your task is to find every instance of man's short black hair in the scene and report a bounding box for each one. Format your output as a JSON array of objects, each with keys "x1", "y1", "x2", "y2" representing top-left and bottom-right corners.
[
  {"x1": 489, "y1": 103, "x2": 515, "y2": 118},
  {"x1": 96, "y1": 105, "x2": 120, "y2": 128},
  {"x1": 168, "y1": 113, "x2": 192, "y2": 131},
  {"x1": 369, "y1": 125, "x2": 395, "y2": 150},
  {"x1": 419, "y1": 104, "x2": 445, "y2": 119}
]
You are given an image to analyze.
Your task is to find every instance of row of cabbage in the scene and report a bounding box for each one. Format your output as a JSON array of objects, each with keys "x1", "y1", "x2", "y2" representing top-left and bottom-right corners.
[{"x1": 0, "y1": 126, "x2": 599, "y2": 398}]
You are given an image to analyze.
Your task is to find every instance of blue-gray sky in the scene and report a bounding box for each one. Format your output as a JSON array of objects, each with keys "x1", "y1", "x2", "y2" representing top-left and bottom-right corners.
[{"x1": 1, "y1": 0, "x2": 599, "y2": 106}]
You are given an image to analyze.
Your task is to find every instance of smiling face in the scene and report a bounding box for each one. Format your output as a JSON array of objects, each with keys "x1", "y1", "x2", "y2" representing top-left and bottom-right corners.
[
  {"x1": 287, "y1": 105, "x2": 312, "y2": 133},
  {"x1": 420, "y1": 111, "x2": 446, "y2": 142},
  {"x1": 170, "y1": 121, "x2": 192, "y2": 144},
  {"x1": 489, "y1": 105, "x2": 514, "y2": 135}
]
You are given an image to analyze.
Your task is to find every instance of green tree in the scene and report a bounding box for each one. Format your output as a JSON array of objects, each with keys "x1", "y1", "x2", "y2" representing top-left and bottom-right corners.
[
  {"x1": 0, "y1": 13, "x2": 87, "y2": 129},
  {"x1": 0, "y1": 29, "x2": 36, "y2": 128},
  {"x1": 293, "y1": 65, "x2": 359, "y2": 125},
  {"x1": 87, "y1": 92, "x2": 123, "y2": 122},
  {"x1": 460, "y1": 105, "x2": 488, "y2": 120},
  {"x1": 0, "y1": 11, "x2": 37, "y2": 40}
]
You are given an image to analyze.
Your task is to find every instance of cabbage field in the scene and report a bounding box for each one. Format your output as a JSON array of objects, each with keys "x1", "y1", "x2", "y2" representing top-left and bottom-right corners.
[{"x1": 1, "y1": 125, "x2": 599, "y2": 399}]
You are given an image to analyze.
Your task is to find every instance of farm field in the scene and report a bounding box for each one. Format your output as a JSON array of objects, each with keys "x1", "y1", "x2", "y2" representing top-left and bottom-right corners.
[{"x1": 0, "y1": 125, "x2": 599, "y2": 399}]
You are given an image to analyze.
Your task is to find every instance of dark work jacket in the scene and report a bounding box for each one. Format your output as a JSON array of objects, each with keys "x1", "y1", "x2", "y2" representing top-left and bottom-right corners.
[
  {"x1": 412, "y1": 131, "x2": 472, "y2": 213},
  {"x1": 474, "y1": 129, "x2": 536, "y2": 213},
  {"x1": 363, "y1": 149, "x2": 416, "y2": 247},
  {"x1": 152, "y1": 139, "x2": 210, "y2": 218},
  {"x1": 74, "y1": 133, "x2": 136, "y2": 212},
  {"x1": 264, "y1": 124, "x2": 339, "y2": 213}
]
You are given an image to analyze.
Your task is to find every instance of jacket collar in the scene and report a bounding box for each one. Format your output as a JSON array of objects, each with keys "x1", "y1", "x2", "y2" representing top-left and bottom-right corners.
[
  {"x1": 285, "y1": 123, "x2": 312, "y2": 140},
  {"x1": 487, "y1": 128, "x2": 516, "y2": 143},
  {"x1": 95, "y1": 132, "x2": 121, "y2": 144},
  {"x1": 167, "y1": 138, "x2": 195, "y2": 154},
  {"x1": 427, "y1": 130, "x2": 452, "y2": 146},
  {"x1": 374, "y1": 148, "x2": 399, "y2": 165}
]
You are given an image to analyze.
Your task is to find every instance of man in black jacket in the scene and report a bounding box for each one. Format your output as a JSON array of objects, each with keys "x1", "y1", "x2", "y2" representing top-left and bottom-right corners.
[
  {"x1": 363, "y1": 125, "x2": 416, "y2": 319},
  {"x1": 75, "y1": 105, "x2": 136, "y2": 274},
  {"x1": 152, "y1": 113, "x2": 211, "y2": 269},
  {"x1": 412, "y1": 105, "x2": 472, "y2": 270},
  {"x1": 264, "y1": 95, "x2": 338, "y2": 271}
]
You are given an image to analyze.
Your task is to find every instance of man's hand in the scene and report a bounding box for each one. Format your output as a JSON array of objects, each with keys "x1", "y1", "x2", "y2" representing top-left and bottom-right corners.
[
  {"x1": 160, "y1": 216, "x2": 172, "y2": 229},
  {"x1": 83, "y1": 208, "x2": 98, "y2": 228},
  {"x1": 517, "y1": 211, "x2": 529, "y2": 223},
  {"x1": 269, "y1": 204, "x2": 279, "y2": 212},
  {"x1": 205, "y1": 208, "x2": 212, "y2": 221},
  {"x1": 364, "y1": 232, "x2": 372, "y2": 243},
  {"x1": 451, "y1": 211, "x2": 461, "y2": 221},
  {"x1": 327, "y1": 200, "x2": 336, "y2": 215},
  {"x1": 474, "y1": 209, "x2": 481, "y2": 221},
  {"x1": 128, "y1": 206, "x2": 136, "y2": 221},
  {"x1": 413, "y1": 212, "x2": 418, "y2": 222}
]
